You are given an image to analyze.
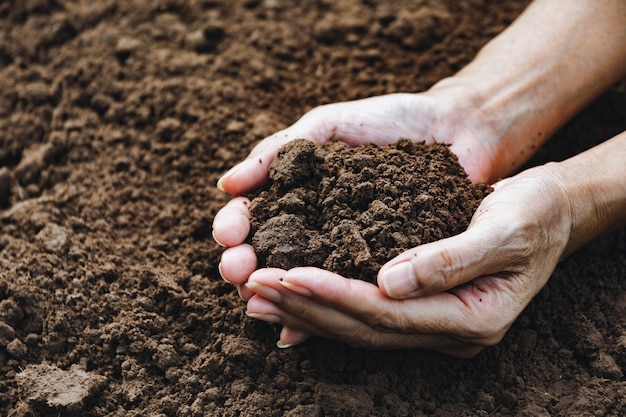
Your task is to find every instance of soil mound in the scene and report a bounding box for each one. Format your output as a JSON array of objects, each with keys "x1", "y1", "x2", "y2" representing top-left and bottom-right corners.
[{"x1": 250, "y1": 139, "x2": 491, "y2": 282}]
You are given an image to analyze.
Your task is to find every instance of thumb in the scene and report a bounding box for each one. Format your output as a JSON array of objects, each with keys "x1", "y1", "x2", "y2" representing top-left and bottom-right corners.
[
  {"x1": 377, "y1": 221, "x2": 521, "y2": 299},
  {"x1": 217, "y1": 107, "x2": 339, "y2": 195}
]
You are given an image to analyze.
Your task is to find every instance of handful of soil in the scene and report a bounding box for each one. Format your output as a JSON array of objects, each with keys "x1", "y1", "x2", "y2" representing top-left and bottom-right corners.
[{"x1": 249, "y1": 139, "x2": 491, "y2": 283}]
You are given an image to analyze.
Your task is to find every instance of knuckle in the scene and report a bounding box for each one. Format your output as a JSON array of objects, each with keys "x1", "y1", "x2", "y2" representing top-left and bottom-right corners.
[
  {"x1": 425, "y1": 247, "x2": 462, "y2": 290},
  {"x1": 494, "y1": 218, "x2": 539, "y2": 262},
  {"x1": 347, "y1": 330, "x2": 381, "y2": 349},
  {"x1": 368, "y1": 309, "x2": 398, "y2": 331},
  {"x1": 368, "y1": 304, "x2": 414, "y2": 333}
]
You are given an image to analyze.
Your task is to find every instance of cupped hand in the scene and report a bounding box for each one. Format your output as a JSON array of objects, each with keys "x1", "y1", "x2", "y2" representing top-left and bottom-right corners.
[
  {"x1": 216, "y1": 91, "x2": 499, "y2": 195},
  {"x1": 243, "y1": 164, "x2": 573, "y2": 356},
  {"x1": 213, "y1": 91, "x2": 500, "y2": 299}
]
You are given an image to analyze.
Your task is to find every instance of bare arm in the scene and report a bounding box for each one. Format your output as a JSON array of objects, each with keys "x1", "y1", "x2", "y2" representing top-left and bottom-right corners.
[
  {"x1": 555, "y1": 131, "x2": 626, "y2": 256},
  {"x1": 431, "y1": 0, "x2": 626, "y2": 182}
]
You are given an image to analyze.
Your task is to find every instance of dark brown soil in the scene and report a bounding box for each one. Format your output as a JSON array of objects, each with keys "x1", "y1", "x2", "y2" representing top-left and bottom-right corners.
[
  {"x1": 1, "y1": 0, "x2": 625, "y2": 416},
  {"x1": 250, "y1": 139, "x2": 491, "y2": 283}
]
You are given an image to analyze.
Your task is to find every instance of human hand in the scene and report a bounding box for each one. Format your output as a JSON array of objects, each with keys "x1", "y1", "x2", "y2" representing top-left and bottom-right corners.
[
  {"x1": 213, "y1": 91, "x2": 502, "y2": 299},
  {"x1": 242, "y1": 164, "x2": 572, "y2": 356},
  {"x1": 216, "y1": 91, "x2": 501, "y2": 196}
]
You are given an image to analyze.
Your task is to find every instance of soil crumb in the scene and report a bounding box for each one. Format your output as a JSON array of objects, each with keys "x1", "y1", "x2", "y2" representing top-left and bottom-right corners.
[
  {"x1": 249, "y1": 139, "x2": 491, "y2": 282},
  {"x1": 15, "y1": 363, "x2": 106, "y2": 412}
]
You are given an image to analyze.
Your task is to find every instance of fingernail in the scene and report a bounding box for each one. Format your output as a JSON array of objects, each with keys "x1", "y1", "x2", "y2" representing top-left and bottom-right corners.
[
  {"x1": 212, "y1": 230, "x2": 226, "y2": 247},
  {"x1": 246, "y1": 281, "x2": 281, "y2": 302},
  {"x1": 236, "y1": 284, "x2": 247, "y2": 299},
  {"x1": 279, "y1": 280, "x2": 313, "y2": 297},
  {"x1": 216, "y1": 177, "x2": 226, "y2": 192},
  {"x1": 246, "y1": 311, "x2": 280, "y2": 323},
  {"x1": 379, "y1": 261, "x2": 417, "y2": 299},
  {"x1": 218, "y1": 262, "x2": 227, "y2": 280},
  {"x1": 276, "y1": 340, "x2": 293, "y2": 349},
  {"x1": 217, "y1": 159, "x2": 254, "y2": 192},
  {"x1": 218, "y1": 262, "x2": 234, "y2": 284}
]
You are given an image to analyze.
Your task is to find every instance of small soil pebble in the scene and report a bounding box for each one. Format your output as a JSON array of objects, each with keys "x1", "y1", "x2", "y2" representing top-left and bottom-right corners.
[
  {"x1": 16, "y1": 363, "x2": 106, "y2": 411},
  {"x1": 249, "y1": 139, "x2": 491, "y2": 283}
]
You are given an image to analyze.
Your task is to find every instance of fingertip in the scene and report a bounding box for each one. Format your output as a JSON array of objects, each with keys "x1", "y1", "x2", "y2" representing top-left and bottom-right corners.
[
  {"x1": 216, "y1": 176, "x2": 226, "y2": 192},
  {"x1": 237, "y1": 284, "x2": 255, "y2": 300},
  {"x1": 212, "y1": 230, "x2": 226, "y2": 247},
  {"x1": 216, "y1": 158, "x2": 255, "y2": 194},
  {"x1": 218, "y1": 261, "x2": 226, "y2": 280},
  {"x1": 377, "y1": 261, "x2": 419, "y2": 299},
  {"x1": 278, "y1": 327, "x2": 310, "y2": 348},
  {"x1": 212, "y1": 197, "x2": 252, "y2": 247},
  {"x1": 218, "y1": 157, "x2": 270, "y2": 196},
  {"x1": 219, "y1": 244, "x2": 257, "y2": 284}
]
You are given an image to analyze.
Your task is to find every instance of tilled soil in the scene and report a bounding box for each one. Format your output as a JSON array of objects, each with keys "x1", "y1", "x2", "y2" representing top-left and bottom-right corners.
[{"x1": 1, "y1": 1, "x2": 625, "y2": 416}]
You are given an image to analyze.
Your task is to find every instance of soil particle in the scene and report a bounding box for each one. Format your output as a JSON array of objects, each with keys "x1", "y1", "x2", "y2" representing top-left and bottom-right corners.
[
  {"x1": 114, "y1": 36, "x2": 141, "y2": 63},
  {"x1": 35, "y1": 223, "x2": 70, "y2": 254},
  {"x1": 5, "y1": 338, "x2": 28, "y2": 359},
  {"x1": 15, "y1": 363, "x2": 106, "y2": 412},
  {"x1": 250, "y1": 139, "x2": 491, "y2": 282}
]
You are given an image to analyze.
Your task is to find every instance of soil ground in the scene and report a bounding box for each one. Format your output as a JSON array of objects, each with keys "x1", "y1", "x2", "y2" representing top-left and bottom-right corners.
[{"x1": 0, "y1": 0, "x2": 625, "y2": 416}]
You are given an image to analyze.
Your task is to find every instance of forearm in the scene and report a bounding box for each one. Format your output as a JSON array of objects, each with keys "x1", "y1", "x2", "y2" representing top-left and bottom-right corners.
[
  {"x1": 552, "y1": 131, "x2": 626, "y2": 257},
  {"x1": 431, "y1": 0, "x2": 626, "y2": 181}
]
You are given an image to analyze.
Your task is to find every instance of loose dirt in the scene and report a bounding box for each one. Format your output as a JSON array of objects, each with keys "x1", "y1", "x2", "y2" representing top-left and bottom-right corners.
[
  {"x1": 250, "y1": 139, "x2": 491, "y2": 283},
  {"x1": 1, "y1": 1, "x2": 625, "y2": 416}
]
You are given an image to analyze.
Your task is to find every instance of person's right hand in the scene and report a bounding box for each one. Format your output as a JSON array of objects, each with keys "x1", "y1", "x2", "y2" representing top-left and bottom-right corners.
[
  {"x1": 242, "y1": 163, "x2": 574, "y2": 354},
  {"x1": 212, "y1": 90, "x2": 505, "y2": 302},
  {"x1": 233, "y1": 131, "x2": 626, "y2": 352}
]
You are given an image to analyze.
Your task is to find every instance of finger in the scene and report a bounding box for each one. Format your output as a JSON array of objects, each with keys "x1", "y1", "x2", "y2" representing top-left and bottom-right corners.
[
  {"x1": 216, "y1": 154, "x2": 275, "y2": 196},
  {"x1": 247, "y1": 275, "x2": 377, "y2": 347},
  {"x1": 278, "y1": 327, "x2": 311, "y2": 348},
  {"x1": 377, "y1": 217, "x2": 526, "y2": 299},
  {"x1": 246, "y1": 268, "x2": 361, "y2": 337},
  {"x1": 245, "y1": 279, "x2": 330, "y2": 337},
  {"x1": 279, "y1": 268, "x2": 478, "y2": 336},
  {"x1": 237, "y1": 283, "x2": 255, "y2": 301},
  {"x1": 245, "y1": 293, "x2": 283, "y2": 323},
  {"x1": 250, "y1": 268, "x2": 484, "y2": 353},
  {"x1": 219, "y1": 244, "x2": 257, "y2": 284},
  {"x1": 211, "y1": 196, "x2": 251, "y2": 247}
]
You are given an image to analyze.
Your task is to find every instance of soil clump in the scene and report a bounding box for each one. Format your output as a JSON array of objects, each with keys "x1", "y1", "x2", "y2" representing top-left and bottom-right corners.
[{"x1": 250, "y1": 139, "x2": 491, "y2": 282}]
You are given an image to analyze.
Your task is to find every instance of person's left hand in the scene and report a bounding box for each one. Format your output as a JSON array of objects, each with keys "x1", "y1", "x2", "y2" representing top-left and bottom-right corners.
[{"x1": 243, "y1": 164, "x2": 573, "y2": 357}]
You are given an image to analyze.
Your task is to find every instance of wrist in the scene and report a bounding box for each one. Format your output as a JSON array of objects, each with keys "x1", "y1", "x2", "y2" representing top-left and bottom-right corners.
[
  {"x1": 427, "y1": 0, "x2": 626, "y2": 183},
  {"x1": 425, "y1": 77, "x2": 523, "y2": 183},
  {"x1": 547, "y1": 133, "x2": 626, "y2": 256}
]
